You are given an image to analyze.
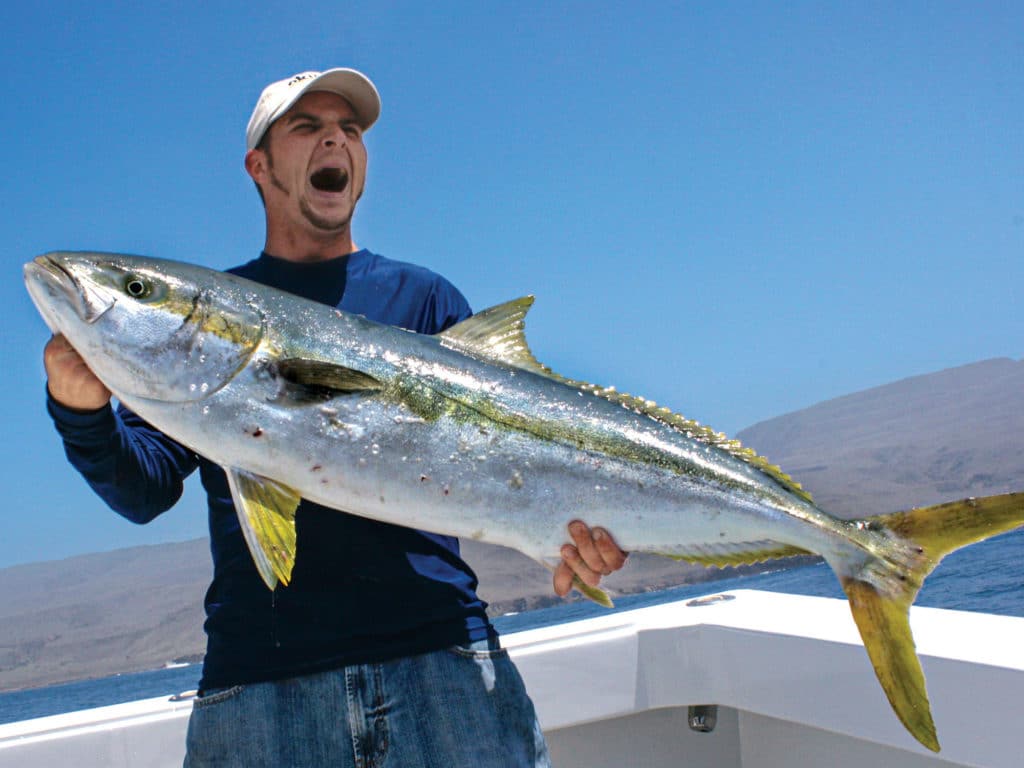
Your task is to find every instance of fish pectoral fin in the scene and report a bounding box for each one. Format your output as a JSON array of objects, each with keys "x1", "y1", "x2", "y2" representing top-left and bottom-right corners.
[
  {"x1": 226, "y1": 468, "x2": 301, "y2": 590},
  {"x1": 277, "y1": 358, "x2": 383, "y2": 400}
]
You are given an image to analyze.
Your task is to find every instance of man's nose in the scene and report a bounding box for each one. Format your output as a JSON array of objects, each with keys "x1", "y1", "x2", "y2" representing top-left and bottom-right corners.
[{"x1": 322, "y1": 127, "x2": 346, "y2": 148}]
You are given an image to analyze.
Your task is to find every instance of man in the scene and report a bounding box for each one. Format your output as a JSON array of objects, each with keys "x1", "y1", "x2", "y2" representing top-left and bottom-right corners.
[{"x1": 43, "y1": 69, "x2": 626, "y2": 767}]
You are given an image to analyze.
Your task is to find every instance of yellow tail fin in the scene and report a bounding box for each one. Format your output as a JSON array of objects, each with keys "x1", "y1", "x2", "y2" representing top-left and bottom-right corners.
[{"x1": 843, "y1": 492, "x2": 1024, "y2": 752}]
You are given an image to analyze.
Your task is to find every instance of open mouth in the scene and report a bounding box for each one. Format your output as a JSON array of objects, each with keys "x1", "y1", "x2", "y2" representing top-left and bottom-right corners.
[{"x1": 309, "y1": 167, "x2": 349, "y2": 193}]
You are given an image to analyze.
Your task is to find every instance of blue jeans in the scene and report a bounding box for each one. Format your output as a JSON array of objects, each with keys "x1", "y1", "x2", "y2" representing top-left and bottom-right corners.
[{"x1": 183, "y1": 640, "x2": 551, "y2": 767}]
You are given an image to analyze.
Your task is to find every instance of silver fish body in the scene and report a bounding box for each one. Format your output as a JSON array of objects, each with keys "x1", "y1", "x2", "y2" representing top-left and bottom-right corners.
[
  {"x1": 25, "y1": 251, "x2": 1024, "y2": 752},
  {"x1": 114, "y1": 272, "x2": 848, "y2": 569}
]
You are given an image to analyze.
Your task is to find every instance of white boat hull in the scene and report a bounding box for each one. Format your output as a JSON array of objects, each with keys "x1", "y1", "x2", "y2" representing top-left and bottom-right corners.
[{"x1": 2, "y1": 589, "x2": 1020, "y2": 767}]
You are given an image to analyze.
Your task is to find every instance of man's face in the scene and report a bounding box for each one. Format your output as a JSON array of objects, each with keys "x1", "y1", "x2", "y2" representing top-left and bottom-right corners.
[{"x1": 246, "y1": 91, "x2": 368, "y2": 239}]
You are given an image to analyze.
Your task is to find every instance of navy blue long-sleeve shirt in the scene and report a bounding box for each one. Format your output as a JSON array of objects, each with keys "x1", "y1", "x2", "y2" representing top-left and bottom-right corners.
[{"x1": 47, "y1": 250, "x2": 495, "y2": 691}]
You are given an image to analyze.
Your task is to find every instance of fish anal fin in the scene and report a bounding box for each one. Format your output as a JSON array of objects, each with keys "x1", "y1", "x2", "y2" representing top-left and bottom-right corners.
[
  {"x1": 657, "y1": 542, "x2": 813, "y2": 568},
  {"x1": 535, "y1": 555, "x2": 615, "y2": 608},
  {"x1": 571, "y1": 575, "x2": 614, "y2": 608},
  {"x1": 226, "y1": 468, "x2": 301, "y2": 589}
]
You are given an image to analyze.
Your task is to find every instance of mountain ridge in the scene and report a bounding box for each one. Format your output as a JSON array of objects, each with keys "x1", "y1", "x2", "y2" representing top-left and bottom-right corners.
[{"x1": 736, "y1": 357, "x2": 1024, "y2": 517}]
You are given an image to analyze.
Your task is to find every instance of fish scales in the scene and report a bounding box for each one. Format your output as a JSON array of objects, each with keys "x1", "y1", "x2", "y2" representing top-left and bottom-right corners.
[
  {"x1": 131, "y1": 282, "x2": 812, "y2": 562},
  {"x1": 169, "y1": 336, "x2": 797, "y2": 563},
  {"x1": 24, "y1": 251, "x2": 1024, "y2": 753},
  {"x1": 202, "y1": 311, "x2": 824, "y2": 563}
]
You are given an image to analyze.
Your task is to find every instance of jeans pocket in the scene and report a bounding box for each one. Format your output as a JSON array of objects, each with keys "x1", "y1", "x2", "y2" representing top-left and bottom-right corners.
[
  {"x1": 447, "y1": 637, "x2": 508, "y2": 660},
  {"x1": 192, "y1": 684, "x2": 245, "y2": 709}
]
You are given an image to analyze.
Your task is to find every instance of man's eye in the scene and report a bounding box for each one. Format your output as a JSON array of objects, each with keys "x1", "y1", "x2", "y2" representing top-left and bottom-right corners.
[{"x1": 294, "y1": 123, "x2": 317, "y2": 133}]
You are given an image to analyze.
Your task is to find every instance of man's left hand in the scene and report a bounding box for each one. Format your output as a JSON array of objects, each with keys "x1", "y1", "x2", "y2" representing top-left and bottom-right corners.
[{"x1": 553, "y1": 521, "x2": 628, "y2": 597}]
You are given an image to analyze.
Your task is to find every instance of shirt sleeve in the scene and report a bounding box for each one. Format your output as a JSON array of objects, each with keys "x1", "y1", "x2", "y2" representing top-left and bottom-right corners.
[
  {"x1": 426, "y1": 276, "x2": 473, "y2": 333},
  {"x1": 46, "y1": 393, "x2": 199, "y2": 524}
]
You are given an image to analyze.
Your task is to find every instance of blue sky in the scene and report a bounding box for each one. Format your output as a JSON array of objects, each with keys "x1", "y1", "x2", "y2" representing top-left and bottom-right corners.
[{"x1": 2, "y1": 2, "x2": 1021, "y2": 568}]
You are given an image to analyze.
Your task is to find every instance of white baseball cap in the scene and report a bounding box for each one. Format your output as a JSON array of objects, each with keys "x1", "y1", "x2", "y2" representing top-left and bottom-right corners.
[{"x1": 246, "y1": 68, "x2": 381, "y2": 150}]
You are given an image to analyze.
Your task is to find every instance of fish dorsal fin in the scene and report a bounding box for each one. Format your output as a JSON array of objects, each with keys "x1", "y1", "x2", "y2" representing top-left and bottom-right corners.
[
  {"x1": 442, "y1": 297, "x2": 811, "y2": 504},
  {"x1": 439, "y1": 296, "x2": 556, "y2": 377},
  {"x1": 226, "y1": 468, "x2": 301, "y2": 589}
]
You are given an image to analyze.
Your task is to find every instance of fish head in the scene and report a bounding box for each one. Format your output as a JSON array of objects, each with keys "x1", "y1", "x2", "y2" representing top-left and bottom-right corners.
[{"x1": 25, "y1": 251, "x2": 264, "y2": 403}]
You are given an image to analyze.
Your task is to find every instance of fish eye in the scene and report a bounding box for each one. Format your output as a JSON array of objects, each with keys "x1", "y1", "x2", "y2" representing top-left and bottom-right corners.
[{"x1": 124, "y1": 276, "x2": 152, "y2": 299}]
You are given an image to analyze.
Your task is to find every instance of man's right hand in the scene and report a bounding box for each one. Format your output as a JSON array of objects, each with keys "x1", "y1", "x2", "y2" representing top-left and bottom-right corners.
[{"x1": 44, "y1": 335, "x2": 111, "y2": 411}]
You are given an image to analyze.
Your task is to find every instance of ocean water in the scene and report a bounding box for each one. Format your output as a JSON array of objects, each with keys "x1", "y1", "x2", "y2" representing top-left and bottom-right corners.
[{"x1": 2, "y1": 527, "x2": 1022, "y2": 726}]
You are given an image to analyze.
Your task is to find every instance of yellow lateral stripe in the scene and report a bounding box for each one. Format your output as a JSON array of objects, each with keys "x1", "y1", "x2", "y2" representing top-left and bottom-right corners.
[{"x1": 441, "y1": 297, "x2": 812, "y2": 503}]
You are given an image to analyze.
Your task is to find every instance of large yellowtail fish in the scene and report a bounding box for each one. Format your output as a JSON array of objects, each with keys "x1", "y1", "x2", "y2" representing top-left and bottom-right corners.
[{"x1": 24, "y1": 251, "x2": 1024, "y2": 752}]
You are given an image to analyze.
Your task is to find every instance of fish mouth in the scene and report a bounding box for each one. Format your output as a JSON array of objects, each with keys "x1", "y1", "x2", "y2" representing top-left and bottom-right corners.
[
  {"x1": 309, "y1": 166, "x2": 349, "y2": 193},
  {"x1": 24, "y1": 253, "x2": 116, "y2": 326},
  {"x1": 27, "y1": 253, "x2": 73, "y2": 285}
]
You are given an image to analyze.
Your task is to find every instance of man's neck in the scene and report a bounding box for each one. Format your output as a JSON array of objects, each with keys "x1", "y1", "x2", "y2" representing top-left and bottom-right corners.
[{"x1": 263, "y1": 226, "x2": 358, "y2": 263}]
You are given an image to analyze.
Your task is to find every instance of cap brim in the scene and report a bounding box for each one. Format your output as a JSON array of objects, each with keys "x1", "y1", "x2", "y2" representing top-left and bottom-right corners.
[
  {"x1": 247, "y1": 68, "x2": 382, "y2": 150},
  {"x1": 290, "y1": 69, "x2": 381, "y2": 131}
]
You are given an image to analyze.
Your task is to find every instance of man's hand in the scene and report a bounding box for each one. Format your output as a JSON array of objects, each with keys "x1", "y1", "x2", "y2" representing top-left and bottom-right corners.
[
  {"x1": 553, "y1": 520, "x2": 628, "y2": 598},
  {"x1": 43, "y1": 334, "x2": 111, "y2": 411}
]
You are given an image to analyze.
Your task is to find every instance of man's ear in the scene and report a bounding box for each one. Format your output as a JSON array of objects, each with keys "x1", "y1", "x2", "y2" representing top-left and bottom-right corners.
[{"x1": 245, "y1": 148, "x2": 267, "y2": 184}]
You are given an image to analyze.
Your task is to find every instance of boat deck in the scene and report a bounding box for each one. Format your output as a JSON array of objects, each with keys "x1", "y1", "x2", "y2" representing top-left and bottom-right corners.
[{"x1": 2, "y1": 589, "x2": 1021, "y2": 767}]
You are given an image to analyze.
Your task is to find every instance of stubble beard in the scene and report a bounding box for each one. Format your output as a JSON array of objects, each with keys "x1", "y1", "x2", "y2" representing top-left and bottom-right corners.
[{"x1": 299, "y1": 196, "x2": 353, "y2": 233}]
